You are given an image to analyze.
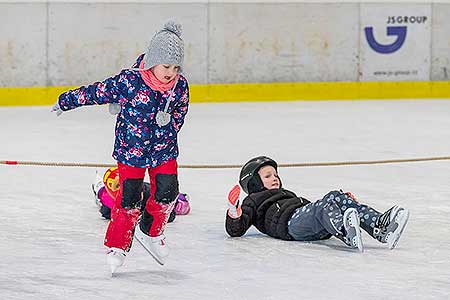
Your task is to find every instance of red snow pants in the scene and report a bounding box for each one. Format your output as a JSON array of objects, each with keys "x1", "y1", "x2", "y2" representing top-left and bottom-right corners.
[{"x1": 104, "y1": 159, "x2": 178, "y2": 251}]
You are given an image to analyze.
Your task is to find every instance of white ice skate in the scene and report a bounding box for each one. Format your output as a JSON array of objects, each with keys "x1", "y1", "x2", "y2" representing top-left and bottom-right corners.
[
  {"x1": 106, "y1": 247, "x2": 126, "y2": 275},
  {"x1": 134, "y1": 225, "x2": 169, "y2": 265},
  {"x1": 374, "y1": 205, "x2": 410, "y2": 250},
  {"x1": 343, "y1": 208, "x2": 364, "y2": 252},
  {"x1": 92, "y1": 171, "x2": 104, "y2": 208}
]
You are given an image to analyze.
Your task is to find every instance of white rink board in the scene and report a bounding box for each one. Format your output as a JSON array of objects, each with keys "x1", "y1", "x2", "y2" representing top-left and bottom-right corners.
[
  {"x1": 47, "y1": 3, "x2": 208, "y2": 86},
  {"x1": 0, "y1": 3, "x2": 47, "y2": 87},
  {"x1": 208, "y1": 3, "x2": 359, "y2": 83},
  {"x1": 431, "y1": 3, "x2": 450, "y2": 80},
  {"x1": 0, "y1": 1, "x2": 449, "y2": 86}
]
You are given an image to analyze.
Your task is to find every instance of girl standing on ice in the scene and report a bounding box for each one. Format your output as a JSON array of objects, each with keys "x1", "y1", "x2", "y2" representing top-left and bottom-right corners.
[
  {"x1": 52, "y1": 20, "x2": 189, "y2": 273},
  {"x1": 226, "y1": 156, "x2": 410, "y2": 252}
]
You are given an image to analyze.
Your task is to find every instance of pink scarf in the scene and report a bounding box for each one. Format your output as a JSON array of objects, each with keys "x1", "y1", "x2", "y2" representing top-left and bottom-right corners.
[{"x1": 139, "y1": 60, "x2": 178, "y2": 92}]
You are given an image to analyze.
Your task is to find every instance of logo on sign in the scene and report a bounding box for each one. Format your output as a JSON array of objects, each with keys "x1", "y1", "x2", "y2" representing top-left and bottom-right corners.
[
  {"x1": 364, "y1": 15, "x2": 427, "y2": 54},
  {"x1": 364, "y1": 26, "x2": 407, "y2": 54}
]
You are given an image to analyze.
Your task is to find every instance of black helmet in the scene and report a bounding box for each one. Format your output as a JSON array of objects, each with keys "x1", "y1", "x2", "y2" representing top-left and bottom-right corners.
[{"x1": 239, "y1": 156, "x2": 279, "y2": 194}]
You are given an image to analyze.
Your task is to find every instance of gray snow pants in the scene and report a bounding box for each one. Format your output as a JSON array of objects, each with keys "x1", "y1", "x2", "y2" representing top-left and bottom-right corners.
[{"x1": 287, "y1": 190, "x2": 381, "y2": 241}]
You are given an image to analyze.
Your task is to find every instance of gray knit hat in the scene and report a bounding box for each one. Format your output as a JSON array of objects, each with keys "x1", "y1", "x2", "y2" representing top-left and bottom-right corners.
[{"x1": 143, "y1": 20, "x2": 184, "y2": 70}]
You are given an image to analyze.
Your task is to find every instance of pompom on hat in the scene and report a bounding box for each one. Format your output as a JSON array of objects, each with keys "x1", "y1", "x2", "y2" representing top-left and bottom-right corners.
[{"x1": 143, "y1": 20, "x2": 184, "y2": 71}]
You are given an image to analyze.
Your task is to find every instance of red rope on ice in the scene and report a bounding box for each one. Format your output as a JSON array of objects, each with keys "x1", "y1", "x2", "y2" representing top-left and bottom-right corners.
[{"x1": 1, "y1": 156, "x2": 450, "y2": 169}]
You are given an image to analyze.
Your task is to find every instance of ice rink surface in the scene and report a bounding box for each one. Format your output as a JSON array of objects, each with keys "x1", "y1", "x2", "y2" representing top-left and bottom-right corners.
[{"x1": 1, "y1": 99, "x2": 449, "y2": 300}]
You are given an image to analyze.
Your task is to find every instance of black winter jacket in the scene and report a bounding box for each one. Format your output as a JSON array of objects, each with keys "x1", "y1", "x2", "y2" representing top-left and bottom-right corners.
[{"x1": 225, "y1": 188, "x2": 310, "y2": 240}]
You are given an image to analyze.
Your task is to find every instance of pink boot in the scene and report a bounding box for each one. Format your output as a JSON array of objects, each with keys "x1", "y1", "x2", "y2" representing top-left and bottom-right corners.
[{"x1": 174, "y1": 193, "x2": 191, "y2": 215}]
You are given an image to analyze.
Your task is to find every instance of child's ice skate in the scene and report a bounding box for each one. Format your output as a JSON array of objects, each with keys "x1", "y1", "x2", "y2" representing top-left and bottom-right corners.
[
  {"x1": 92, "y1": 171, "x2": 104, "y2": 208},
  {"x1": 106, "y1": 247, "x2": 126, "y2": 275},
  {"x1": 134, "y1": 225, "x2": 169, "y2": 265},
  {"x1": 373, "y1": 205, "x2": 410, "y2": 249},
  {"x1": 342, "y1": 208, "x2": 364, "y2": 252}
]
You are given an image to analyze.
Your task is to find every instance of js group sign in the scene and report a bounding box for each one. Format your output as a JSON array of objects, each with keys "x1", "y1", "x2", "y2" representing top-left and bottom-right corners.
[{"x1": 360, "y1": 4, "x2": 431, "y2": 81}]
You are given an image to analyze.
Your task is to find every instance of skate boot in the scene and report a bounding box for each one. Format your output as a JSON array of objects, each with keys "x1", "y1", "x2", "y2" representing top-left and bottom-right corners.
[
  {"x1": 342, "y1": 208, "x2": 364, "y2": 252},
  {"x1": 92, "y1": 171, "x2": 104, "y2": 208},
  {"x1": 106, "y1": 247, "x2": 126, "y2": 275},
  {"x1": 134, "y1": 225, "x2": 169, "y2": 265},
  {"x1": 374, "y1": 205, "x2": 410, "y2": 250}
]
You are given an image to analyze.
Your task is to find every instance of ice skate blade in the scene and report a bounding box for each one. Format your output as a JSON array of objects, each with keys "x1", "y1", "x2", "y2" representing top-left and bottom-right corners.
[
  {"x1": 134, "y1": 228, "x2": 167, "y2": 266},
  {"x1": 354, "y1": 225, "x2": 364, "y2": 253},
  {"x1": 135, "y1": 236, "x2": 166, "y2": 265},
  {"x1": 109, "y1": 264, "x2": 119, "y2": 275},
  {"x1": 388, "y1": 209, "x2": 410, "y2": 250},
  {"x1": 344, "y1": 208, "x2": 364, "y2": 253}
]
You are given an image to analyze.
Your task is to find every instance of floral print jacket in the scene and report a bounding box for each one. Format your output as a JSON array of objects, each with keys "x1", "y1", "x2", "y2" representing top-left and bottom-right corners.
[{"x1": 58, "y1": 55, "x2": 189, "y2": 168}]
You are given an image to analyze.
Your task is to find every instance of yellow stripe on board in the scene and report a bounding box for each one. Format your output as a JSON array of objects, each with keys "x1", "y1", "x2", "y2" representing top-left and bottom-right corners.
[
  {"x1": 0, "y1": 81, "x2": 449, "y2": 106},
  {"x1": 0, "y1": 86, "x2": 76, "y2": 107}
]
